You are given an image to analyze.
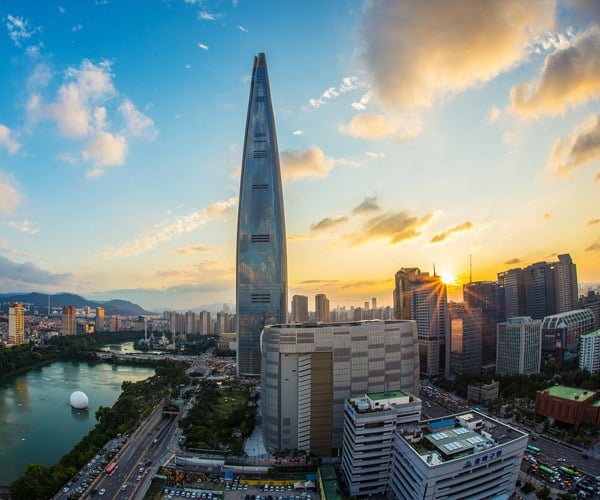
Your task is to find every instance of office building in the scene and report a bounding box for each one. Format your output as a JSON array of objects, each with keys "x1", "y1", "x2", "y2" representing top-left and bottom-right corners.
[
  {"x1": 236, "y1": 53, "x2": 287, "y2": 376},
  {"x1": 496, "y1": 317, "x2": 541, "y2": 375},
  {"x1": 8, "y1": 302, "x2": 25, "y2": 345},
  {"x1": 449, "y1": 304, "x2": 482, "y2": 376},
  {"x1": 95, "y1": 306, "x2": 105, "y2": 332},
  {"x1": 393, "y1": 268, "x2": 449, "y2": 378},
  {"x1": 341, "y1": 391, "x2": 421, "y2": 497},
  {"x1": 467, "y1": 381, "x2": 499, "y2": 404},
  {"x1": 62, "y1": 305, "x2": 77, "y2": 336},
  {"x1": 291, "y1": 294, "x2": 309, "y2": 323},
  {"x1": 260, "y1": 320, "x2": 419, "y2": 456},
  {"x1": 463, "y1": 281, "x2": 504, "y2": 366},
  {"x1": 315, "y1": 293, "x2": 330, "y2": 322},
  {"x1": 540, "y1": 309, "x2": 595, "y2": 366},
  {"x1": 499, "y1": 253, "x2": 578, "y2": 321},
  {"x1": 579, "y1": 329, "x2": 600, "y2": 374},
  {"x1": 555, "y1": 253, "x2": 578, "y2": 313},
  {"x1": 389, "y1": 411, "x2": 528, "y2": 499}
]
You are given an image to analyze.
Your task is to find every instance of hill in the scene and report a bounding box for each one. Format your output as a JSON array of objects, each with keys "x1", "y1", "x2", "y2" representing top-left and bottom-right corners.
[{"x1": 0, "y1": 292, "x2": 151, "y2": 316}]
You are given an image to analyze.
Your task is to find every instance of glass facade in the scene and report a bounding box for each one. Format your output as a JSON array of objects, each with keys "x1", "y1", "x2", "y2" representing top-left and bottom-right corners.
[{"x1": 236, "y1": 53, "x2": 287, "y2": 376}]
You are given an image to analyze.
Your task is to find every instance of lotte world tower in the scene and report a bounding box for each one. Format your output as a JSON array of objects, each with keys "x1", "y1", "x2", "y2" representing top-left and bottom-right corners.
[{"x1": 236, "y1": 53, "x2": 288, "y2": 376}]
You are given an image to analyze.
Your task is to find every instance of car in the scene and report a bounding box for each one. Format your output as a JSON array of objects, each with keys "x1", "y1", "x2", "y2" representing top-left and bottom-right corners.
[
  {"x1": 121, "y1": 484, "x2": 128, "y2": 491},
  {"x1": 99, "y1": 489, "x2": 106, "y2": 496},
  {"x1": 136, "y1": 475, "x2": 142, "y2": 481}
]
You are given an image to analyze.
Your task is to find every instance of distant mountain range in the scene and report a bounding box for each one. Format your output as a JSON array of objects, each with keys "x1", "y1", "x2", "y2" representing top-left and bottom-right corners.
[{"x1": 0, "y1": 292, "x2": 152, "y2": 316}]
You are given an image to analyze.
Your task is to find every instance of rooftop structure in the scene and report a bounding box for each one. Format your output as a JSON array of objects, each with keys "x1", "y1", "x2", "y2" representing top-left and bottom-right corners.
[{"x1": 389, "y1": 411, "x2": 528, "y2": 499}]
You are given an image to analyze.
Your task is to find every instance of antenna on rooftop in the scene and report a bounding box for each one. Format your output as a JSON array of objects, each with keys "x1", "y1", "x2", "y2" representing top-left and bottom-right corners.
[
  {"x1": 469, "y1": 254, "x2": 472, "y2": 284},
  {"x1": 433, "y1": 262, "x2": 436, "y2": 277}
]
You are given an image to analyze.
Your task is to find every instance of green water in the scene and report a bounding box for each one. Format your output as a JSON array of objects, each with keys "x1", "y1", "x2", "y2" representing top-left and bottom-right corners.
[{"x1": 0, "y1": 360, "x2": 155, "y2": 485}]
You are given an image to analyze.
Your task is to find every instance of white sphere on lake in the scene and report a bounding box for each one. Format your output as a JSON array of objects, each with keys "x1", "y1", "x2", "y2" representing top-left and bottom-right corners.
[{"x1": 70, "y1": 391, "x2": 89, "y2": 409}]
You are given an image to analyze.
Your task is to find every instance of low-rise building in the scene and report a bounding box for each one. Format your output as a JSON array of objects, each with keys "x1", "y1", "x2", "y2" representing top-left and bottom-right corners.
[
  {"x1": 467, "y1": 380, "x2": 499, "y2": 404},
  {"x1": 389, "y1": 411, "x2": 528, "y2": 500},
  {"x1": 534, "y1": 385, "x2": 600, "y2": 430}
]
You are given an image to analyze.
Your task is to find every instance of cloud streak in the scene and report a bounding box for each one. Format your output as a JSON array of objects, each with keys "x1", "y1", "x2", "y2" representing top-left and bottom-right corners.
[
  {"x1": 97, "y1": 197, "x2": 237, "y2": 259},
  {"x1": 430, "y1": 221, "x2": 474, "y2": 243},
  {"x1": 310, "y1": 216, "x2": 349, "y2": 232},
  {"x1": 346, "y1": 211, "x2": 433, "y2": 246},
  {"x1": 0, "y1": 255, "x2": 72, "y2": 287},
  {"x1": 308, "y1": 76, "x2": 359, "y2": 109},
  {"x1": 352, "y1": 197, "x2": 381, "y2": 215},
  {"x1": 0, "y1": 173, "x2": 21, "y2": 214}
]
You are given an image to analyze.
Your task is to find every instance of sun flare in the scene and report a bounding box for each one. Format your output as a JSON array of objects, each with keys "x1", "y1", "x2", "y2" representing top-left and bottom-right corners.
[{"x1": 440, "y1": 271, "x2": 458, "y2": 286}]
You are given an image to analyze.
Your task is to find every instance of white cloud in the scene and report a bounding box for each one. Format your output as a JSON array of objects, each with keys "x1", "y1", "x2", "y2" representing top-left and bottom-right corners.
[
  {"x1": 83, "y1": 131, "x2": 127, "y2": 177},
  {"x1": 547, "y1": 113, "x2": 600, "y2": 178},
  {"x1": 7, "y1": 220, "x2": 39, "y2": 235},
  {"x1": 97, "y1": 197, "x2": 238, "y2": 259},
  {"x1": 0, "y1": 173, "x2": 21, "y2": 214},
  {"x1": 511, "y1": 27, "x2": 600, "y2": 116},
  {"x1": 365, "y1": 152, "x2": 384, "y2": 159},
  {"x1": 339, "y1": 113, "x2": 422, "y2": 141},
  {"x1": 0, "y1": 125, "x2": 21, "y2": 153},
  {"x1": 118, "y1": 100, "x2": 157, "y2": 139},
  {"x1": 280, "y1": 147, "x2": 335, "y2": 182},
  {"x1": 197, "y1": 42, "x2": 209, "y2": 51},
  {"x1": 6, "y1": 14, "x2": 39, "y2": 47},
  {"x1": 293, "y1": 130, "x2": 303, "y2": 136},
  {"x1": 352, "y1": 91, "x2": 373, "y2": 111},
  {"x1": 238, "y1": 25, "x2": 248, "y2": 33},
  {"x1": 198, "y1": 10, "x2": 216, "y2": 21},
  {"x1": 488, "y1": 106, "x2": 502, "y2": 123},
  {"x1": 308, "y1": 76, "x2": 359, "y2": 109},
  {"x1": 72, "y1": 24, "x2": 84, "y2": 32},
  {"x1": 360, "y1": 1, "x2": 555, "y2": 109}
]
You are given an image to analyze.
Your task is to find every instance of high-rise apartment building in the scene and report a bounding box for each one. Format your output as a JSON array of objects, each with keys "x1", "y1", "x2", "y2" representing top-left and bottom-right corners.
[
  {"x1": 315, "y1": 293, "x2": 330, "y2": 322},
  {"x1": 95, "y1": 306, "x2": 105, "y2": 333},
  {"x1": 393, "y1": 268, "x2": 449, "y2": 378},
  {"x1": 62, "y1": 305, "x2": 77, "y2": 335},
  {"x1": 236, "y1": 53, "x2": 287, "y2": 376},
  {"x1": 579, "y1": 329, "x2": 600, "y2": 374},
  {"x1": 260, "y1": 320, "x2": 419, "y2": 456},
  {"x1": 463, "y1": 281, "x2": 504, "y2": 366},
  {"x1": 8, "y1": 302, "x2": 25, "y2": 345},
  {"x1": 496, "y1": 317, "x2": 542, "y2": 375},
  {"x1": 290, "y1": 294, "x2": 308, "y2": 323}
]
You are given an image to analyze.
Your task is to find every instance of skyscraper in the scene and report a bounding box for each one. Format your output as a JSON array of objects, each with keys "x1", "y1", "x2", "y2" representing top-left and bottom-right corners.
[
  {"x1": 496, "y1": 317, "x2": 542, "y2": 375},
  {"x1": 62, "y1": 305, "x2": 76, "y2": 336},
  {"x1": 9, "y1": 302, "x2": 25, "y2": 345},
  {"x1": 393, "y1": 268, "x2": 449, "y2": 378},
  {"x1": 291, "y1": 294, "x2": 309, "y2": 323},
  {"x1": 95, "y1": 306, "x2": 105, "y2": 333},
  {"x1": 315, "y1": 293, "x2": 330, "y2": 322},
  {"x1": 236, "y1": 53, "x2": 287, "y2": 376}
]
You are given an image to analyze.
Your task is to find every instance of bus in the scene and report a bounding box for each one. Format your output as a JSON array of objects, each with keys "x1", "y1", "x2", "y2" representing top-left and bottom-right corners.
[
  {"x1": 527, "y1": 444, "x2": 541, "y2": 454},
  {"x1": 105, "y1": 462, "x2": 118, "y2": 476},
  {"x1": 539, "y1": 465, "x2": 553, "y2": 475},
  {"x1": 559, "y1": 466, "x2": 575, "y2": 476}
]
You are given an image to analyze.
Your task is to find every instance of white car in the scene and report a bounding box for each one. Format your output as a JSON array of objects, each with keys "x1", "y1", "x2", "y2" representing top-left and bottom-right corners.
[{"x1": 99, "y1": 489, "x2": 106, "y2": 496}]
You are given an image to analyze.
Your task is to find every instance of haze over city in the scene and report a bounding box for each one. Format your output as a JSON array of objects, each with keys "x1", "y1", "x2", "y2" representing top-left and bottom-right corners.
[{"x1": 1, "y1": 1, "x2": 599, "y2": 311}]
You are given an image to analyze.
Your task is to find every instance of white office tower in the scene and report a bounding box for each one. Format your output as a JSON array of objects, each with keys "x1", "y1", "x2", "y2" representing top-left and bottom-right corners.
[
  {"x1": 496, "y1": 317, "x2": 542, "y2": 375},
  {"x1": 389, "y1": 412, "x2": 528, "y2": 500},
  {"x1": 260, "y1": 320, "x2": 419, "y2": 457},
  {"x1": 341, "y1": 391, "x2": 421, "y2": 497},
  {"x1": 579, "y1": 329, "x2": 600, "y2": 374}
]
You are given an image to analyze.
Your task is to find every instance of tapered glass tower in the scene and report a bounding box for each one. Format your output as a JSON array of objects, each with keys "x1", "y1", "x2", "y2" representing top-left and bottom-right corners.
[{"x1": 236, "y1": 53, "x2": 287, "y2": 376}]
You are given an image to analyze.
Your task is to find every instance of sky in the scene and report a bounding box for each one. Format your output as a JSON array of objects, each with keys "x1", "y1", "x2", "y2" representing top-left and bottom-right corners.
[{"x1": 0, "y1": 0, "x2": 599, "y2": 312}]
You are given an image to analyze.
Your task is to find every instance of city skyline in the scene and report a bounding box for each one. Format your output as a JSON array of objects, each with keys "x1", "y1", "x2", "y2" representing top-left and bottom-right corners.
[{"x1": 1, "y1": 1, "x2": 599, "y2": 311}]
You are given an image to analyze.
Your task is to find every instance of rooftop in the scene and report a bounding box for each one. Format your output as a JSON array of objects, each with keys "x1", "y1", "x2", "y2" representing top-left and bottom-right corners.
[
  {"x1": 369, "y1": 390, "x2": 407, "y2": 401},
  {"x1": 398, "y1": 410, "x2": 527, "y2": 466},
  {"x1": 540, "y1": 385, "x2": 597, "y2": 402}
]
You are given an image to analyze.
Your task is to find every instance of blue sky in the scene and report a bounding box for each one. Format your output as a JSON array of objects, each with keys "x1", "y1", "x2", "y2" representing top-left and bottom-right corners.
[{"x1": 0, "y1": 0, "x2": 599, "y2": 311}]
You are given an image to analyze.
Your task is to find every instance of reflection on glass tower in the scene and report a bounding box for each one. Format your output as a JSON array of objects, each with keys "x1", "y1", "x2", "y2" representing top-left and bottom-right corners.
[{"x1": 236, "y1": 53, "x2": 288, "y2": 376}]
